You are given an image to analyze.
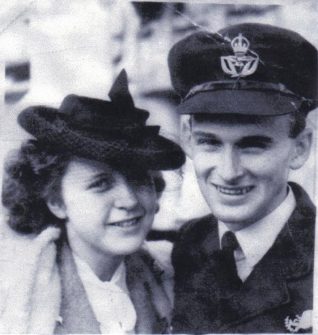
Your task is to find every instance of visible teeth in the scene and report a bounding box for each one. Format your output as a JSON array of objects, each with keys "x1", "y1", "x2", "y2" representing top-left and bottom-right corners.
[
  {"x1": 215, "y1": 185, "x2": 253, "y2": 195},
  {"x1": 111, "y1": 218, "x2": 138, "y2": 227}
]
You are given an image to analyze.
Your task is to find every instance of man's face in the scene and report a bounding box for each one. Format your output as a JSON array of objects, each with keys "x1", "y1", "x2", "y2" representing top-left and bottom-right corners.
[{"x1": 188, "y1": 115, "x2": 303, "y2": 230}]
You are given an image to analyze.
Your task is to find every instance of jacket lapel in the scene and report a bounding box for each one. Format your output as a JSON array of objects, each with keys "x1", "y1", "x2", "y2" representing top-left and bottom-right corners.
[
  {"x1": 55, "y1": 243, "x2": 100, "y2": 334},
  {"x1": 126, "y1": 251, "x2": 172, "y2": 334},
  {"x1": 216, "y1": 182, "x2": 315, "y2": 330},
  {"x1": 200, "y1": 215, "x2": 220, "y2": 258},
  {"x1": 216, "y1": 234, "x2": 291, "y2": 328}
]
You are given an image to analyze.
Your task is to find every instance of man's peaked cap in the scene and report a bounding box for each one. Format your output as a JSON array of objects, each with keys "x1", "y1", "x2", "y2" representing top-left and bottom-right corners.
[{"x1": 168, "y1": 23, "x2": 318, "y2": 116}]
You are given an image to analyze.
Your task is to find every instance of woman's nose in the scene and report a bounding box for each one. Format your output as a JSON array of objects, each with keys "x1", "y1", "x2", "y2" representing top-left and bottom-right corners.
[
  {"x1": 114, "y1": 179, "x2": 139, "y2": 210},
  {"x1": 217, "y1": 149, "x2": 244, "y2": 183}
]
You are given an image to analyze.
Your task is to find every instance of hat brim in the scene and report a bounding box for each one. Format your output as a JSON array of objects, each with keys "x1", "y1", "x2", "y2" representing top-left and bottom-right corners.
[
  {"x1": 18, "y1": 108, "x2": 185, "y2": 170},
  {"x1": 177, "y1": 90, "x2": 302, "y2": 116}
]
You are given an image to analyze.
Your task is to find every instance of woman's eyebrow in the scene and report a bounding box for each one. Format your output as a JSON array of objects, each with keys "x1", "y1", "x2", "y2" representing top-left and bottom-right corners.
[{"x1": 86, "y1": 170, "x2": 113, "y2": 183}]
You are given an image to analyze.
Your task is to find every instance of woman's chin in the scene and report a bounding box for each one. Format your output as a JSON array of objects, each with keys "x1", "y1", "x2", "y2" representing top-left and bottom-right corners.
[{"x1": 101, "y1": 237, "x2": 145, "y2": 256}]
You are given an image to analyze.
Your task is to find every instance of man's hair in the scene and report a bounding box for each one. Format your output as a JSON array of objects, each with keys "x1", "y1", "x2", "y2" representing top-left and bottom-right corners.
[
  {"x1": 191, "y1": 111, "x2": 306, "y2": 138},
  {"x1": 288, "y1": 111, "x2": 307, "y2": 138}
]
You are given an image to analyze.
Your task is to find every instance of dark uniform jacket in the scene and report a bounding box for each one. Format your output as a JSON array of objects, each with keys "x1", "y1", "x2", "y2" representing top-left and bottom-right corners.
[{"x1": 171, "y1": 182, "x2": 315, "y2": 334}]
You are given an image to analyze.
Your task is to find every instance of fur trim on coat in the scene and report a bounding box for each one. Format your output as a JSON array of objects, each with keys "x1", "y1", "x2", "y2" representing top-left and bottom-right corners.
[{"x1": 0, "y1": 226, "x2": 172, "y2": 334}]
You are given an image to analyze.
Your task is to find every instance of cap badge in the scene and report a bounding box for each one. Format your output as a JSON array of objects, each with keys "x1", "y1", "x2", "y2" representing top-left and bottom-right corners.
[{"x1": 221, "y1": 33, "x2": 259, "y2": 78}]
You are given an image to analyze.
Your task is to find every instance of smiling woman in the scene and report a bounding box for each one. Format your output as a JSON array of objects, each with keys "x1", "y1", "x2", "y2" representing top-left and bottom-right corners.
[
  {"x1": 50, "y1": 158, "x2": 159, "y2": 279},
  {"x1": 0, "y1": 70, "x2": 185, "y2": 334}
]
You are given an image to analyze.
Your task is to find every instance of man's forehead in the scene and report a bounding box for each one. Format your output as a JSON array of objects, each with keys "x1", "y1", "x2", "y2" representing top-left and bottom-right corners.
[{"x1": 190, "y1": 113, "x2": 291, "y2": 138}]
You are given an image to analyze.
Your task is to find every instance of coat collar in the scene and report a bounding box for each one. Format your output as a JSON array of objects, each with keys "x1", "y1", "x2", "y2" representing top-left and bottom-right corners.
[
  {"x1": 198, "y1": 183, "x2": 315, "y2": 329},
  {"x1": 54, "y1": 243, "x2": 171, "y2": 334},
  {"x1": 55, "y1": 242, "x2": 100, "y2": 334},
  {"x1": 125, "y1": 250, "x2": 172, "y2": 334}
]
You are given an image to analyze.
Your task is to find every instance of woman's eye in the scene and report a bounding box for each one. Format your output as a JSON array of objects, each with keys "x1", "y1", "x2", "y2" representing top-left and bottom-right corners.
[
  {"x1": 123, "y1": 168, "x2": 151, "y2": 185},
  {"x1": 131, "y1": 175, "x2": 154, "y2": 188},
  {"x1": 88, "y1": 177, "x2": 114, "y2": 192}
]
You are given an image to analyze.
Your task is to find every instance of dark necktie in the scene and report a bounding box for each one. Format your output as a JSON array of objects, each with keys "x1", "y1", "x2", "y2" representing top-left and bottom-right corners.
[
  {"x1": 219, "y1": 231, "x2": 242, "y2": 291},
  {"x1": 221, "y1": 231, "x2": 240, "y2": 255}
]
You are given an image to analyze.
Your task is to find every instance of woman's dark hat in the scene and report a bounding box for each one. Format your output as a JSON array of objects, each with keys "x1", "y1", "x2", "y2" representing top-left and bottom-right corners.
[
  {"x1": 18, "y1": 70, "x2": 185, "y2": 170},
  {"x1": 168, "y1": 23, "x2": 318, "y2": 116}
]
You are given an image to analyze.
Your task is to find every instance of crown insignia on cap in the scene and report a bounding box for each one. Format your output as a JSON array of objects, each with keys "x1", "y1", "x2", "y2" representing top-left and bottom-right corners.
[
  {"x1": 221, "y1": 33, "x2": 259, "y2": 78},
  {"x1": 232, "y1": 34, "x2": 249, "y2": 56}
]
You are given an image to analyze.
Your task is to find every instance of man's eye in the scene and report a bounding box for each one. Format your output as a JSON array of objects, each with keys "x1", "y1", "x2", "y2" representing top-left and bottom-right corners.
[
  {"x1": 196, "y1": 138, "x2": 220, "y2": 146},
  {"x1": 239, "y1": 142, "x2": 269, "y2": 150}
]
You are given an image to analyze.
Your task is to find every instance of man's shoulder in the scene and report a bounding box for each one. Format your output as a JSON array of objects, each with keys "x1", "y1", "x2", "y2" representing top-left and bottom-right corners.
[
  {"x1": 172, "y1": 214, "x2": 218, "y2": 271},
  {"x1": 286, "y1": 183, "x2": 316, "y2": 258},
  {"x1": 290, "y1": 182, "x2": 316, "y2": 218},
  {"x1": 289, "y1": 182, "x2": 316, "y2": 239},
  {"x1": 178, "y1": 214, "x2": 217, "y2": 242}
]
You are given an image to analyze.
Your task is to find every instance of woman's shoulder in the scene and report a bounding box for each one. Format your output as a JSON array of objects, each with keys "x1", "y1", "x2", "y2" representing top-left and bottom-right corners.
[
  {"x1": 126, "y1": 241, "x2": 175, "y2": 305},
  {"x1": 126, "y1": 244, "x2": 174, "y2": 330},
  {"x1": 141, "y1": 240, "x2": 174, "y2": 278},
  {"x1": 0, "y1": 225, "x2": 61, "y2": 333},
  {"x1": 0, "y1": 224, "x2": 61, "y2": 262}
]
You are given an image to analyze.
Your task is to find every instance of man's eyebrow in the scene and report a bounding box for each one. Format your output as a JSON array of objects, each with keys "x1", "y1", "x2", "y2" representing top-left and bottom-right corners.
[
  {"x1": 238, "y1": 136, "x2": 274, "y2": 145},
  {"x1": 192, "y1": 131, "x2": 220, "y2": 140}
]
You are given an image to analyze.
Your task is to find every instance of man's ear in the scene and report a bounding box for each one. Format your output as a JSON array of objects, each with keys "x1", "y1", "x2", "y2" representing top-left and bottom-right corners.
[
  {"x1": 289, "y1": 128, "x2": 313, "y2": 170},
  {"x1": 46, "y1": 198, "x2": 67, "y2": 219},
  {"x1": 180, "y1": 115, "x2": 193, "y2": 158}
]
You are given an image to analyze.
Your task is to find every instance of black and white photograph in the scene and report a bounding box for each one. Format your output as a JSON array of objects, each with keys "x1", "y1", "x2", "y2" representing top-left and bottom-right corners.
[{"x1": 0, "y1": 1, "x2": 317, "y2": 334}]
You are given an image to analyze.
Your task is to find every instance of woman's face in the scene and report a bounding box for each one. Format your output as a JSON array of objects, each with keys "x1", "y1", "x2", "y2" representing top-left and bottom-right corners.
[{"x1": 48, "y1": 157, "x2": 158, "y2": 257}]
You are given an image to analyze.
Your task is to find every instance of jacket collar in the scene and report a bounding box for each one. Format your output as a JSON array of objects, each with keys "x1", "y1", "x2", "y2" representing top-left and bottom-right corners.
[{"x1": 199, "y1": 183, "x2": 315, "y2": 329}]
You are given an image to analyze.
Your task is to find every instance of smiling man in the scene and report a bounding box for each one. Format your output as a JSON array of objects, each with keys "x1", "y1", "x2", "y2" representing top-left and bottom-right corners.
[{"x1": 168, "y1": 23, "x2": 317, "y2": 333}]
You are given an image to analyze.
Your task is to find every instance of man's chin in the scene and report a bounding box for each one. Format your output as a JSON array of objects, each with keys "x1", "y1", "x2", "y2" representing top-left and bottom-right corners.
[{"x1": 211, "y1": 207, "x2": 257, "y2": 228}]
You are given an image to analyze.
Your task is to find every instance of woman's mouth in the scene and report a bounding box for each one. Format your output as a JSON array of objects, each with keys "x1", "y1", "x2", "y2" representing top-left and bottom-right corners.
[
  {"x1": 213, "y1": 184, "x2": 254, "y2": 195},
  {"x1": 108, "y1": 217, "x2": 142, "y2": 228}
]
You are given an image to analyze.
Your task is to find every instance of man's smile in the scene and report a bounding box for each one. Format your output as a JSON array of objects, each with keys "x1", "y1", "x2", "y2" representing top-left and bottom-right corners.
[{"x1": 212, "y1": 183, "x2": 255, "y2": 196}]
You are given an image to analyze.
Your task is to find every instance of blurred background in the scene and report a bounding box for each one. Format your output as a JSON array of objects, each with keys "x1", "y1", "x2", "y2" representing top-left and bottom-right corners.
[{"x1": 0, "y1": 0, "x2": 317, "y2": 232}]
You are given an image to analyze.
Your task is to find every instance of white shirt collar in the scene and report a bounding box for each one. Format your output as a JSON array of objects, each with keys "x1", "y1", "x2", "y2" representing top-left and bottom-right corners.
[
  {"x1": 73, "y1": 253, "x2": 128, "y2": 293},
  {"x1": 73, "y1": 253, "x2": 136, "y2": 334},
  {"x1": 218, "y1": 186, "x2": 296, "y2": 268}
]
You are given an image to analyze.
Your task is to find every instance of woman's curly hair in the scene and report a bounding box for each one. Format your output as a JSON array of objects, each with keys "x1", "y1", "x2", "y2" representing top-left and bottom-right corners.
[
  {"x1": 2, "y1": 140, "x2": 71, "y2": 234},
  {"x1": 2, "y1": 139, "x2": 166, "y2": 235}
]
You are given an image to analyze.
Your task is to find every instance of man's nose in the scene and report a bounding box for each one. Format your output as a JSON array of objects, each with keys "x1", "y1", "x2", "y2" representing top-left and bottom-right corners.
[
  {"x1": 217, "y1": 148, "x2": 244, "y2": 183},
  {"x1": 114, "y1": 179, "x2": 139, "y2": 210}
]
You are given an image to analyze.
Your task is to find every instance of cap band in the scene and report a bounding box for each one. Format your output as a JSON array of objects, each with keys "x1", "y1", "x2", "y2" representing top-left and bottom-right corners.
[{"x1": 183, "y1": 80, "x2": 303, "y2": 103}]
